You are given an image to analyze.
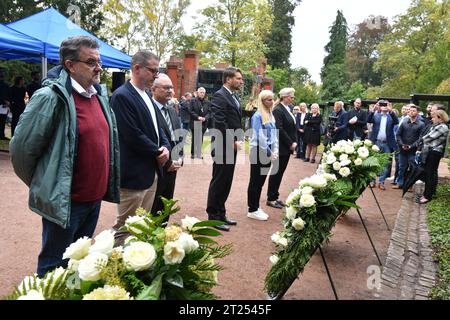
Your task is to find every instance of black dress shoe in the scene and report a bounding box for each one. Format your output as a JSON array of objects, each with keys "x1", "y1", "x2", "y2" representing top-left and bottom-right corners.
[
  {"x1": 266, "y1": 200, "x2": 283, "y2": 209},
  {"x1": 223, "y1": 218, "x2": 237, "y2": 225},
  {"x1": 213, "y1": 224, "x2": 230, "y2": 232},
  {"x1": 275, "y1": 199, "x2": 286, "y2": 207}
]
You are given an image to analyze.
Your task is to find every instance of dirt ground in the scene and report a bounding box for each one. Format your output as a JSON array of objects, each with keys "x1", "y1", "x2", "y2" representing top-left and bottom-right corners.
[{"x1": 0, "y1": 148, "x2": 405, "y2": 300}]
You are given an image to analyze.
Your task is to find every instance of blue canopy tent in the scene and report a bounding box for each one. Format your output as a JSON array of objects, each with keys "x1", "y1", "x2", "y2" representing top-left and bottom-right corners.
[
  {"x1": 6, "y1": 7, "x2": 131, "y2": 75},
  {"x1": 0, "y1": 24, "x2": 43, "y2": 61}
]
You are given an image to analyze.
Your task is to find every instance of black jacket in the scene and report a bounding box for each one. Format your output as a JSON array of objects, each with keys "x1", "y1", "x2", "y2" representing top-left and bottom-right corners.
[
  {"x1": 273, "y1": 103, "x2": 297, "y2": 156},
  {"x1": 111, "y1": 81, "x2": 171, "y2": 190},
  {"x1": 189, "y1": 97, "x2": 212, "y2": 128},
  {"x1": 179, "y1": 100, "x2": 191, "y2": 124},
  {"x1": 347, "y1": 108, "x2": 368, "y2": 139}
]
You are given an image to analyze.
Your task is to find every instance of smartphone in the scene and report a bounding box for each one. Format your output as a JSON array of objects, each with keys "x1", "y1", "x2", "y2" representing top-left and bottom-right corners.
[{"x1": 378, "y1": 102, "x2": 388, "y2": 107}]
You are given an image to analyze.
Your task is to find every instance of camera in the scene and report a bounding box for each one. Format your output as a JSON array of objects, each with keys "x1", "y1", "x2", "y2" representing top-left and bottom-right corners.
[
  {"x1": 378, "y1": 101, "x2": 388, "y2": 107},
  {"x1": 327, "y1": 115, "x2": 339, "y2": 133}
]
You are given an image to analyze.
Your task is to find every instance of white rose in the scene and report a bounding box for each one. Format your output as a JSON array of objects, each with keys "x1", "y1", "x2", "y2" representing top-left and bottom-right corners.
[
  {"x1": 354, "y1": 158, "x2": 363, "y2": 166},
  {"x1": 271, "y1": 232, "x2": 281, "y2": 244},
  {"x1": 322, "y1": 173, "x2": 337, "y2": 181},
  {"x1": 340, "y1": 159, "x2": 352, "y2": 167},
  {"x1": 339, "y1": 167, "x2": 351, "y2": 177},
  {"x1": 353, "y1": 139, "x2": 362, "y2": 147},
  {"x1": 285, "y1": 206, "x2": 297, "y2": 220},
  {"x1": 163, "y1": 241, "x2": 186, "y2": 265},
  {"x1": 123, "y1": 241, "x2": 156, "y2": 272},
  {"x1": 68, "y1": 259, "x2": 80, "y2": 272},
  {"x1": 78, "y1": 252, "x2": 108, "y2": 281},
  {"x1": 300, "y1": 194, "x2": 316, "y2": 208},
  {"x1": 301, "y1": 186, "x2": 314, "y2": 195},
  {"x1": 181, "y1": 215, "x2": 201, "y2": 231},
  {"x1": 364, "y1": 139, "x2": 373, "y2": 147},
  {"x1": 309, "y1": 175, "x2": 327, "y2": 188},
  {"x1": 372, "y1": 145, "x2": 380, "y2": 152},
  {"x1": 344, "y1": 145, "x2": 355, "y2": 154},
  {"x1": 292, "y1": 218, "x2": 306, "y2": 231},
  {"x1": 269, "y1": 255, "x2": 279, "y2": 265},
  {"x1": 124, "y1": 236, "x2": 138, "y2": 246},
  {"x1": 339, "y1": 154, "x2": 349, "y2": 161},
  {"x1": 326, "y1": 153, "x2": 337, "y2": 165},
  {"x1": 89, "y1": 230, "x2": 115, "y2": 256},
  {"x1": 299, "y1": 177, "x2": 310, "y2": 187},
  {"x1": 125, "y1": 216, "x2": 147, "y2": 234},
  {"x1": 62, "y1": 236, "x2": 91, "y2": 260},
  {"x1": 175, "y1": 233, "x2": 199, "y2": 254},
  {"x1": 278, "y1": 238, "x2": 288, "y2": 247},
  {"x1": 17, "y1": 289, "x2": 45, "y2": 300},
  {"x1": 286, "y1": 188, "x2": 301, "y2": 205},
  {"x1": 357, "y1": 147, "x2": 369, "y2": 159},
  {"x1": 333, "y1": 161, "x2": 342, "y2": 171},
  {"x1": 331, "y1": 145, "x2": 340, "y2": 153}
]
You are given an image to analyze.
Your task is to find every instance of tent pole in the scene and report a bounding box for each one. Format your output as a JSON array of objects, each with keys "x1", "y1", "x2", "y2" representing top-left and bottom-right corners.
[{"x1": 41, "y1": 55, "x2": 47, "y2": 78}]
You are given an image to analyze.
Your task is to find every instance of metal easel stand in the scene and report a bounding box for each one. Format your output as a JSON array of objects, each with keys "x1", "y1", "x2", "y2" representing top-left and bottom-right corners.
[
  {"x1": 368, "y1": 184, "x2": 391, "y2": 231},
  {"x1": 356, "y1": 207, "x2": 383, "y2": 266},
  {"x1": 319, "y1": 246, "x2": 339, "y2": 300}
]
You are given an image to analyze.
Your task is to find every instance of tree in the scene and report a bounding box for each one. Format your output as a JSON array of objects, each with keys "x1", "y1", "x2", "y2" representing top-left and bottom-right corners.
[
  {"x1": 345, "y1": 16, "x2": 390, "y2": 87},
  {"x1": 264, "y1": 0, "x2": 301, "y2": 69},
  {"x1": 193, "y1": 0, "x2": 273, "y2": 69},
  {"x1": 320, "y1": 10, "x2": 349, "y2": 101},
  {"x1": 102, "y1": 0, "x2": 190, "y2": 59},
  {"x1": 375, "y1": 0, "x2": 449, "y2": 96}
]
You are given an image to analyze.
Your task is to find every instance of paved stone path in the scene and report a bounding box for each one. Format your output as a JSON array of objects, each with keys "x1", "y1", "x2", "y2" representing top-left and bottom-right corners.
[{"x1": 379, "y1": 183, "x2": 438, "y2": 299}]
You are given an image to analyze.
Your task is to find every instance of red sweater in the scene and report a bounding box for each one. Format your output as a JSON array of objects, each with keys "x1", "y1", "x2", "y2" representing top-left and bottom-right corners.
[{"x1": 71, "y1": 91, "x2": 110, "y2": 202}]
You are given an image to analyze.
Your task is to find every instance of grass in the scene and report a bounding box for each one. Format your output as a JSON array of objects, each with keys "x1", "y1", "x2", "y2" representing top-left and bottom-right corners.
[{"x1": 426, "y1": 183, "x2": 450, "y2": 300}]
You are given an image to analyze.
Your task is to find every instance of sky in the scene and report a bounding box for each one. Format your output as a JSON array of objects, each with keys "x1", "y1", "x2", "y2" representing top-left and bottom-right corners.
[{"x1": 183, "y1": 0, "x2": 412, "y2": 83}]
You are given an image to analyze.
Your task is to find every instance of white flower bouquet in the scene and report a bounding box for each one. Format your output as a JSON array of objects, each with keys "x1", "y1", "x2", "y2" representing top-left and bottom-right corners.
[{"x1": 8, "y1": 199, "x2": 231, "y2": 300}]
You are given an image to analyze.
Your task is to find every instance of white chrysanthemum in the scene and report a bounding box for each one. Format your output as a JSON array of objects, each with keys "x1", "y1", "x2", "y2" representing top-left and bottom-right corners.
[
  {"x1": 285, "y1": 206, "x2": 297, "y2": 220},
  {"x1": 357, "y1": 147, "x2": 370, "y2": 159},
  {"x1": 62, "y1": 236, "x2": 91, "y2": 260},
  {"x1": 89, "y1": 230, "x2": 115, "y2": 256},
  {"x1": 372, "y1": 145, "x2": 380, "y2": 152},
  {"x1": 326, "y1": 153, "x2": 337, "y2": 165},
  {"x1": 339, "y1": 154, "x2": 349, "y2": 161},
  {"x1": 163, "y1": 241, "x2": 186, "y2": 265},
  {"x1": 308, "y1": 175, "x2": 327, "y2": 188},
  {"x1": 269, "y1": 255, "x2": 279, "y2": 265},
  {"x1": 175, "y1": 233, "x2": 199, "y2": 254},
  {"x1": 78, "y1": 253, "x2": 108, "y2": 281},
  {"x1": 364, "y1": 139, "x2": 373, "y2": 147},
  {"x1": 125, "y1": 216, "x2": 147, "y2": 234},
  {"x1": 333, "y1": 161, "x2": 342, "y2": 171},
  {"x1": 181, "y1": 215, "x2": 201, "y2": 231},
  {"x1": 339, "y1": 167, "x2": 351, "y2": 177},
  {"x1": 354, "y1": 158, "x2": 363, "y2": 166},
  {"x1": 292, "y1": 218, "x2": 306, "y2": 231},
  {"x1": 300, "y1": 194, "x2": 316, "y2": 208},
  {"x1": 123, "y1": 241, "x2": 156, "y2": 271},
  {"x1": 340, "y1": 159, "x2": 352, "y2": 167}
]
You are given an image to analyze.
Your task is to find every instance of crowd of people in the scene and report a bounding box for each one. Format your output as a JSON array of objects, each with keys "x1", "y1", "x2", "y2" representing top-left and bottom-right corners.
[{"x1": 6, "y1": 35, "x2": 449, "y2": 278}]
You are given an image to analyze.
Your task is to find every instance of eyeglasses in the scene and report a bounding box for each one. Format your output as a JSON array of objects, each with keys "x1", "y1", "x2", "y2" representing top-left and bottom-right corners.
[
  {"x1": 144, "y1": 66, "x2": 160, "y2": 75},
  {"x1": 154, "y1": 85, "x2": 174, "y2": 91},
  {"x1": 73, "y1": 59, "x2": 102, "y2": 68}
]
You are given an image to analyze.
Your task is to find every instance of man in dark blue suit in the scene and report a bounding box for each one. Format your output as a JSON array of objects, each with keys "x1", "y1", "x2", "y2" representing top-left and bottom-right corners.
[
  {"x1": 206, "y1": 67, "x2": 244, "y2": 231},
  {"x1": 329, "y1": 101, "x2": 349, "y2": 144},
  {"x1": 110, "y1": 51, "x2": 171, "y2": 240},
  {"x1": 368, "y1": 100, "x2": 399, "y2": 190}
]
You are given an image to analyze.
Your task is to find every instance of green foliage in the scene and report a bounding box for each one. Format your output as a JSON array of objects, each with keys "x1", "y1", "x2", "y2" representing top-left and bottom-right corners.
[
  {"x1": 426, "y1": 184, "x2": 450, "y2": 300},
  {"x1": 264, "y1": 0, "x2": 302, "y2": 69}
]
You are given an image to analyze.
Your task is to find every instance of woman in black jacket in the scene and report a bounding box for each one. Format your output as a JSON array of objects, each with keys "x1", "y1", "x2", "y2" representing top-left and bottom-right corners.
[{"x1": 303, "y1": 103, "x2": 322, "y2": 163}]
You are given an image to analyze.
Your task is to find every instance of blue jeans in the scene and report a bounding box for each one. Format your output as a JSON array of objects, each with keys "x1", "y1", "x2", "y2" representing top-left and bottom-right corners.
[
  {"x1": 397, "y1": 151, "x2": 415, "y2": 187},
  {"x1": 37, "y1": 201, "x2": 101, "y2": 278},
  {"x1": 376, "y1": 141, "x2": 392, "y2": 184}
]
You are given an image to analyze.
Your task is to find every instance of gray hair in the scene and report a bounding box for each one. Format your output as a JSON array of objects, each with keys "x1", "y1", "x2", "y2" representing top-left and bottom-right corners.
[
  {"x1": 279, "y1": 87, "x2": 295, "y2": 98},
  {"x1": 60, "y1": 36, "x2": 99, "y2": 70},
  {"x1": 131, "y1": 51, "x2": 159, "y2": 68}
]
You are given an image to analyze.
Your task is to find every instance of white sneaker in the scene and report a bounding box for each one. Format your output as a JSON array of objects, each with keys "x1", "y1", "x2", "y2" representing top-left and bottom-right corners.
[
  {"x1": 258, "y1": 208, "x2": 269, "y2": 219},
  {"x1": 247, "y1": 210, "x2": 268, "y2": 221},
  {"x1": 386, "y1": 176, "x2": 395, "y2": 181}
]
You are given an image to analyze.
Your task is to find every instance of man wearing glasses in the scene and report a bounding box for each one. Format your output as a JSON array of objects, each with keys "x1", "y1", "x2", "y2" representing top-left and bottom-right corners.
[
  {"x1": 110, "y1": 51, "x2": 171, "y2": 243},
  {"x1": 10, "y1": 36, "x2": 121, "y2": 277}
]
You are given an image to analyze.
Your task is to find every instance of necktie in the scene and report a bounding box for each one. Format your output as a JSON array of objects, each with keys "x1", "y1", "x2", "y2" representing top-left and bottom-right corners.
[
  {"x1": 232, "y1": 93, "x2": 240, "y2": 109},
  {"x1": 162, "y1": 106, "x2": 175, "y2": 142}
]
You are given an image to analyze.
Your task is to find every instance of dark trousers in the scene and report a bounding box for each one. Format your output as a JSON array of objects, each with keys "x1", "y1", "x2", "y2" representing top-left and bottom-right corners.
[
  {"x1": 151, "y1": 170, "x2": 177, "y2": 223},
  {"x1": 0, "y1": 114, "x2": 6, "y2": 138},
  {"x1": 267, "y1": 154, "x2": 291, "y2": 201},
  {"x1": 248, "y1": 148, "x2": 272, "y2": 212},
  {"x1": 191, "y1": 125, "x2": 206, "y2": 158},
  {"x1": 296, "y1": 133, "x2": 306, "y2": 158},
  {"x1": 423, "y1": 151, "x2": 442, "y2": 200},
  {"x1": 11, "y1": 107, "x2": 24, "y2": 137},
  {"x1": 206, "y1": 152, "x2": 237, "y2": 219},
  {"x1": 37, "y1": 200, "x2": 101, "y2": 278}
]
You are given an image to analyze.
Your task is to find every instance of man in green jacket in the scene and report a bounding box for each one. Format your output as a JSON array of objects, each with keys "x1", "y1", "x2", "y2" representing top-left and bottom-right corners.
[{"x1": 10, "y1": 36, "x2": 120, "y2": 278}]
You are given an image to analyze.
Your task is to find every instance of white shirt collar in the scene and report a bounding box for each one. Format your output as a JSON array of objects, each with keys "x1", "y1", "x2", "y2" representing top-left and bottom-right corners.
[
  {"x1": 71, "y1": 77, "x2": 97, "y2": 98},
  {"x1": 223, "y1": 86, "x2": 234, "y2": 95},
  {"x1": 153, "y1": 98, "x2": 165, "y2": 111}
]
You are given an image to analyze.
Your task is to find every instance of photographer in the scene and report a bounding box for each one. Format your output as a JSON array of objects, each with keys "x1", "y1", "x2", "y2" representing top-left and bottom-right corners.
[
  {"x1": 368, "y1": 100, "x2": 399, "y2": 190},
  {"x1": 328, "y1": 101, "x2": 348, "y2": 144},
  {"x1": 303, "y1": 103, "x2": 322, "y2": 163}
]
